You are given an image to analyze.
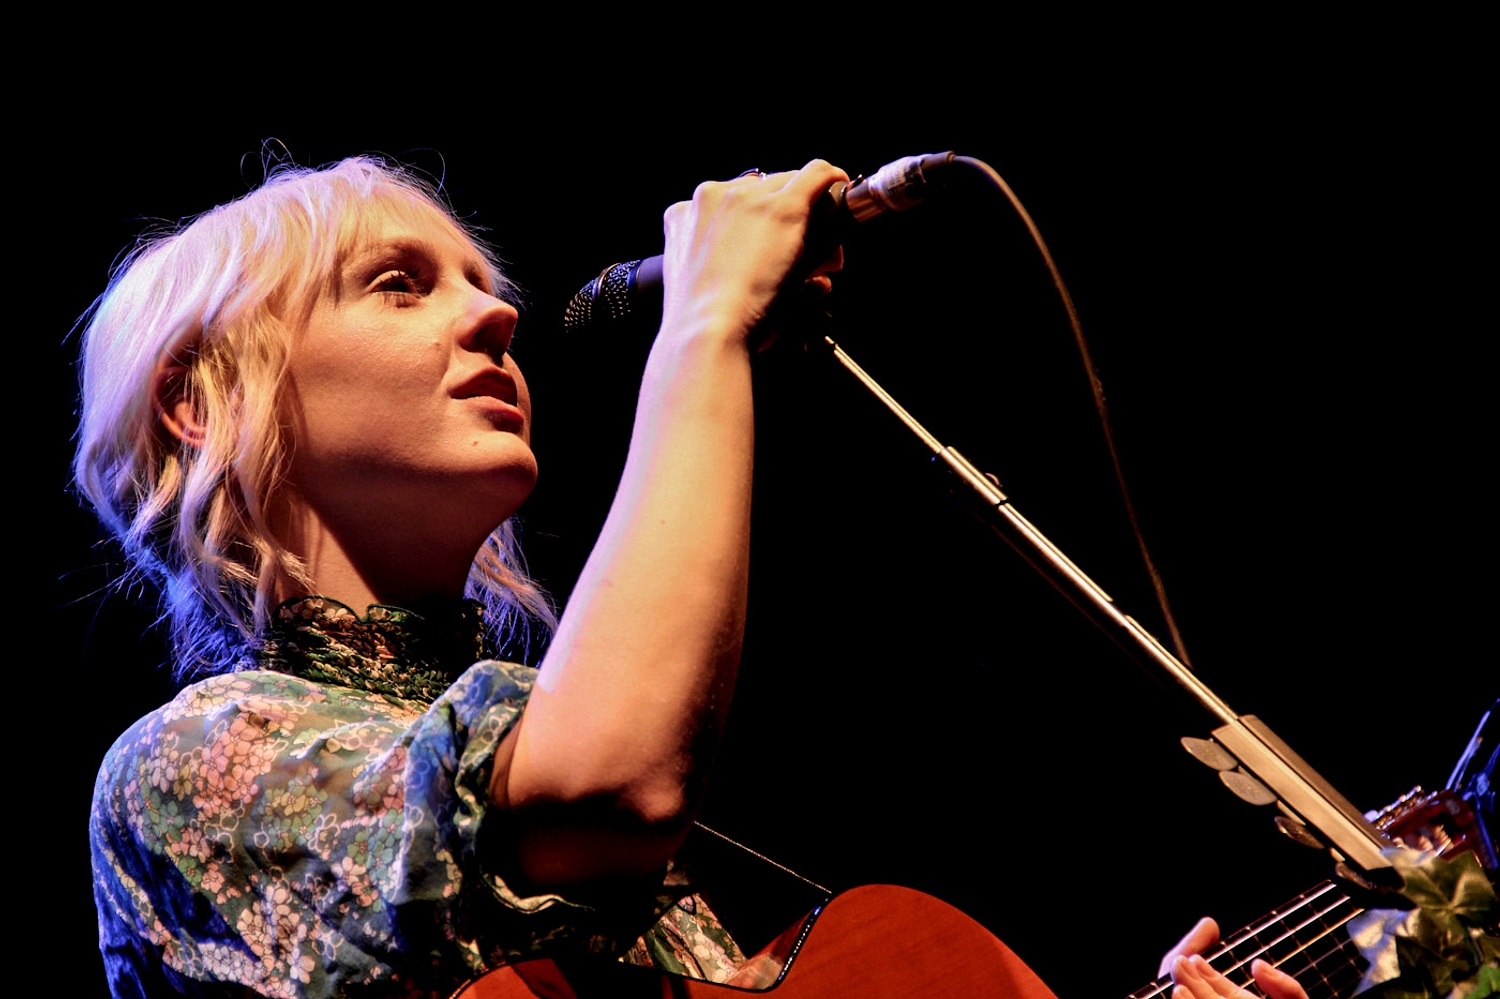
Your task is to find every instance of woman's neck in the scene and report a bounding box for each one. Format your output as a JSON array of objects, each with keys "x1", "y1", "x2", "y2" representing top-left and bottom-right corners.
[{"x1": 272, "y1": 491, "x2": 494, "y2": 610}]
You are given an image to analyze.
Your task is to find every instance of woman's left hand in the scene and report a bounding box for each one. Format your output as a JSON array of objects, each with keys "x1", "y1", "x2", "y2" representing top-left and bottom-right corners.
[
  {"x1": 1169, "y1": 955, "x2": 1308, "y2": 999},
  {"x1": 1162, "y1": 918, "x2": 1309, "y2": 999}
]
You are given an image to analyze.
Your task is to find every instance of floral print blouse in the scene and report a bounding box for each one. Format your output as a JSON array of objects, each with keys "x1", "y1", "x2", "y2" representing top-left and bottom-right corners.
[{"x1": 91, "y1": 597, "x2": 745, "y2": 997}]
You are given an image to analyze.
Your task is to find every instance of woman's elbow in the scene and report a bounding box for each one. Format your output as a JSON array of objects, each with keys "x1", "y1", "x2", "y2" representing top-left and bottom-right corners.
[{"x1": 505, "y1": 782, "x2": 695, "y2": 889}]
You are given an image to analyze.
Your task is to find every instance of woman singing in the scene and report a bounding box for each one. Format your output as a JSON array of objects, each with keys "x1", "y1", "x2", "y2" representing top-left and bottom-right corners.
[
  {"x1": 80, "y1": 154, "x2": 844, "y2": 996},
  {"x1": 79, "y1": 153, "x2": 1307, "y2": 999}
]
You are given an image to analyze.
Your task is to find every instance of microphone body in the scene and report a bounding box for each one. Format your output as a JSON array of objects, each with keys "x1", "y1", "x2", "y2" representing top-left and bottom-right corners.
[{"x1": 563, "y1": 153, "x2": 955, "y2": 334}]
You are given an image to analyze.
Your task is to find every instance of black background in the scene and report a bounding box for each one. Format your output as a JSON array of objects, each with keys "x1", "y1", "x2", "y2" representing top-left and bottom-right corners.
[{"x1": 43, "y1": 52, "x2": 1490, "y2": 997}]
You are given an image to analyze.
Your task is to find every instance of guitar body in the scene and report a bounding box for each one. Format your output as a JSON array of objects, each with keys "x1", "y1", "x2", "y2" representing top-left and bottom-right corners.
[{"x1": 453, "y1": 884, "x2": 1059, "y2": 998}]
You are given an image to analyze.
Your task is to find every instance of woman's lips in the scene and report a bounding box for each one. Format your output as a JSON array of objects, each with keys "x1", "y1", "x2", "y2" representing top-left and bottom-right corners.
[
  {"x1": 454, "y1": 369, "x2": 524, "y2": 427},
  {"x1": 454, "y1": 368, "x2": 518, "y2": 405}
]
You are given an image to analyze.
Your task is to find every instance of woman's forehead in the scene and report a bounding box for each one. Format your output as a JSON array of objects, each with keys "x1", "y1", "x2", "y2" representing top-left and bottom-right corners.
[
  {"x1": 345, "y1": 192, "x2": 481, "y2": 258},
  {"x1": 334, "y1": 191, "x2": 496, "y2": 289}
]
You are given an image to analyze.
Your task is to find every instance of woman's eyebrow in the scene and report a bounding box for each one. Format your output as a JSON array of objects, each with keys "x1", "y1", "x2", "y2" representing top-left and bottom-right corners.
[
  {"x1": 345, "y1": 237, "x2": 438, "y2": 275},
  {"x1": 347, "y1": 237, "x2": 491, "y2": 291}
]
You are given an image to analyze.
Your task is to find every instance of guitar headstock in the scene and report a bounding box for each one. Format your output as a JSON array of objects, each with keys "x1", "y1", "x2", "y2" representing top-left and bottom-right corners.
[
  {"x1": 1372, "y1": 787, "x2": 1495, "y2": 870},
  {"x1": 1354, "y1": 698, "x2": 1498, "y2": 878}
]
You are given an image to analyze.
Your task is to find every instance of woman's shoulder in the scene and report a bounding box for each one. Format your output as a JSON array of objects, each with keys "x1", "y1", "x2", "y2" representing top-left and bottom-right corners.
[
  {"x1": 86, "y1": 664, "x2": 537, "y2": 996},
  {"x1": 102, "y1": 669, "x2": 412, "y2": 748},
  {"x1": 95, "y1": 660, "x2": 538, "y2": 787},
  {"x1": 91, "y1": 670, "x2": 413, "y2": 818}
]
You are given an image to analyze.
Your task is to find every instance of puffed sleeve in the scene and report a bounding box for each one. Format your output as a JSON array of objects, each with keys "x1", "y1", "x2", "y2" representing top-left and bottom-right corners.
[{"x1": 90, "y1": 663, "x2": 641, "y2": 999}]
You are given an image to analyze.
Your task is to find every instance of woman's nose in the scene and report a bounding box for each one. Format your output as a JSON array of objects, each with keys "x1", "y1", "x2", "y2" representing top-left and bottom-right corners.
[{"x1": 462, "y1": 292, "x2": 520, "y2": 358}]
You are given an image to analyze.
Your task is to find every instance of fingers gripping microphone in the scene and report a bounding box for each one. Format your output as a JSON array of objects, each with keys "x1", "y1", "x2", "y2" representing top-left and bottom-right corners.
[{"x1": 562, "y1": 152, "x2": 955, "y2": 334}]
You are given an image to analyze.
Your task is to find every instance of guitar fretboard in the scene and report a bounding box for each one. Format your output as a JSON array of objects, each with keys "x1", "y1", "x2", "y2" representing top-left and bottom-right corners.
[{"x1": 1125, "y1": 880, "x2": 1368, "y2": 999}]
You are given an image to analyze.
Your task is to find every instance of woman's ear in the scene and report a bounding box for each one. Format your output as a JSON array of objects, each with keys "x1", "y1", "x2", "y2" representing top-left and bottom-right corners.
[{"x1": 152, "y1": 357, "x2": 208, "y2": 448}]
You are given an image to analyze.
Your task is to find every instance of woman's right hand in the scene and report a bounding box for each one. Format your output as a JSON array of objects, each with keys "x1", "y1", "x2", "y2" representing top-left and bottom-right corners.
[
  {"x1": 1161, "y1": 918, "x2": 1310, "y2": 999},
  {"x1": 659, "y1": 160, "x2": 848, "y2": 348}
]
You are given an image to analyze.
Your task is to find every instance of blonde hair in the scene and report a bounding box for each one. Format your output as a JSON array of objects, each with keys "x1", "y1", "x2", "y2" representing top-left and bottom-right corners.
[{"x1": 74, "y1": 156, "x2": 554, "y2": 677}]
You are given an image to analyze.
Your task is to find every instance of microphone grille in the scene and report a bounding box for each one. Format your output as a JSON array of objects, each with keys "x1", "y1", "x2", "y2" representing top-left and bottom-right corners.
[{"x1": 563, "y1": 260, "x2": 642, "y2": 334}]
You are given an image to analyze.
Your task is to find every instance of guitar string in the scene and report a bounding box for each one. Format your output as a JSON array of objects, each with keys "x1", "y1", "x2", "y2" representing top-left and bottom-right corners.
[
  {"x1": 1276, "y1": 946, "x2": 1363, "y2": 999},
  {"x1": 691, "y1": 821, "x2": 833, "y2": 894},
  {"x1": 1270, "y1": 918, "x2": 1368, "y2": 999},
  {"x1": 1213, "y1": 882, "x2": 1342, "y2": 952},
  {"x1": 1280, "y1": 936, "x2": 1366, "y2": 999},
  {"x1": 1215, "y1": 895, "x2": 1362, "y2": 978},
  {"x1": 1237, "y1": 904, "x2": 1369, "y2": 999},
  {"x1": 1275, "y1": 907, "x2": 1366, "y2": 972}
]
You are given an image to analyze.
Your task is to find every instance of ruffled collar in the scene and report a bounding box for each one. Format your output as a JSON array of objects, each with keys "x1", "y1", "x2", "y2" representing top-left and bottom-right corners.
[{"x1": 242, "y1": 596, "x2": 486, "y2": 703}]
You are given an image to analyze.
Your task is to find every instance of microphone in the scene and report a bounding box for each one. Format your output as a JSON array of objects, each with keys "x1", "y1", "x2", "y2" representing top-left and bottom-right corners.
[{"x1": 563, "y1": 152, "x2": 956, "y2": 333}]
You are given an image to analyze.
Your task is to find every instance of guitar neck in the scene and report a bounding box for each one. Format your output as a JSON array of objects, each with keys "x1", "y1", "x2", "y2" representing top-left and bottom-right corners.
[
  {"x1": 1123, "y1": 777, "x2": 1493, "y2": 998},
  {"x1": 1124, "y1": 880, "x2": 1368, "y2": 999}
]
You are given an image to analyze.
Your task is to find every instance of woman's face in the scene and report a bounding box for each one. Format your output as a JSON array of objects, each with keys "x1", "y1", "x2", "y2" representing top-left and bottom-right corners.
[{"x1": 283, "y1": 203, "x2": 537, "y2": 537}]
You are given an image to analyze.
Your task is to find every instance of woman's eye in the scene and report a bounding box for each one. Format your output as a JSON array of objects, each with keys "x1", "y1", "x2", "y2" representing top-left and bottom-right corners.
[{"x1": 372, "y1": 269, "x2": 424, "y2": 296}]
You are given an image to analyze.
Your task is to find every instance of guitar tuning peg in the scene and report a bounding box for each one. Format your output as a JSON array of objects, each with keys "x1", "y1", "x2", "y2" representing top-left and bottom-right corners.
[
  {"x1": 1220, "y1": 769, "x2": 1278, "y2": 806},
  {"x1": 1181, "y1": 736, "x2": 1239, "y2": 771}
]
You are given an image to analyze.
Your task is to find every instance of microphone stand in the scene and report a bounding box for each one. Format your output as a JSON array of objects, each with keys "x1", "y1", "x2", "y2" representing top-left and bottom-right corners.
[{"x1": 811, "y1": 329, "x2": 1398, "y2": 880}]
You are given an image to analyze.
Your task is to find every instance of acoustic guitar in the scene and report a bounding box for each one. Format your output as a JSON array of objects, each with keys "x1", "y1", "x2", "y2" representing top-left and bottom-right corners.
[{"x1": 455, "y1": 702, "x2": 1494, "y2": 999}]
